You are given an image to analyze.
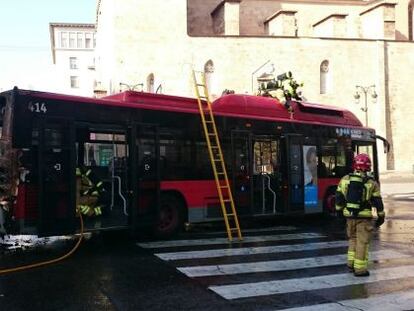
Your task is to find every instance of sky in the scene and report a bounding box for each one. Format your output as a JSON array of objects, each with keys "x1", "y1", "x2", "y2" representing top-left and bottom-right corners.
[{"x1": 0, "y1": 0, "x2": 96, "y2": 92}]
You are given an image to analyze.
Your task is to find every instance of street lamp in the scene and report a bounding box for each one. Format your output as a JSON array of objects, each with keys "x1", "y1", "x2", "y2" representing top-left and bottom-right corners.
[
  {"x1": 119, "y1": 82, "x2": 143, "y2": 92},
  {"x1": 353, "y1": 84, "x2": 378, "y2": 126}
]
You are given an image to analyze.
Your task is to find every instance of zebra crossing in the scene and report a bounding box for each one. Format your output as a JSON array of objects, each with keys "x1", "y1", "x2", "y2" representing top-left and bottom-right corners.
[
  {"x1": 280, "y1": 289, "x2": 414, "y2": 311},
  {"x1": 137, "y1": 226, "x2": 414, "y2": 310}
]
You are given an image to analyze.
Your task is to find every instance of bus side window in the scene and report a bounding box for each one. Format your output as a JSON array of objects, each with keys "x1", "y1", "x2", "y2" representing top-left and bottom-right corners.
[
  {"x1": 253, "y1": 139, "x2": 278, "y2": 175},
  {"x1": 320, "y1": 139, "x2": 347, "y2": 178},
  {"x1": 320, "y1": 142, "x2": 336, "y2": 177},
  {"x1": 77, "y1": 130, "x2": 127, "y2": 180},
  {"x1": 334, "y1": 143, "x2": 347, "y2": 178}
]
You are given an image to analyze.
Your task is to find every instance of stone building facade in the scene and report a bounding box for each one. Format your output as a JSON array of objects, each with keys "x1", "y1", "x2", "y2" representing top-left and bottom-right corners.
[{"x1": 94, "y1": 0, "x2": 414, "y2": 172}]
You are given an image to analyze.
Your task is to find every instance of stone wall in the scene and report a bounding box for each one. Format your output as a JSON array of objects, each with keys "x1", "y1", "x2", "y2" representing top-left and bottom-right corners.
[
  {"x1": 387, "y1": 41, "x2": 414, "y2": 170},
  {"x1": 95, "y1": 0, "x2": 414, "y2": 172},
  {"x1": 187, "y1": 0, "x2": 392, "y2": 38},
  {"x1": 187, "y1": 0, "x2": 221, "y2": 35}
]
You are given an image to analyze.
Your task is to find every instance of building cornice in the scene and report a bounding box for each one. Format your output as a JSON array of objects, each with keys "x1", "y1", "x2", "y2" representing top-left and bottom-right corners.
[
  {"x1": 265, "y1": 10, "x2": 297, "y2": 24},
  {"x1": 256, "y1": 0, "x2": 380, "y2": 6},
  {"x1": 49, "y1": 22, "x2": 95, "y2": 29},
  {"x1": 359, "y1": 2, "x2": 397, "y2": 16},
  {"x1": 313, "y1": 14, "x2": 348, "y2": 27},
  {"x1": 186, "y1": 33, "x2": 414, "y2": 44},
  {"x1": 211, "y1": 0, "x2": 242, "y2": 17}
]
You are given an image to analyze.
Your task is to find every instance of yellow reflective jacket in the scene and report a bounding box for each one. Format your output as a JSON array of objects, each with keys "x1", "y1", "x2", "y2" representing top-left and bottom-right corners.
[{"x1": 335, "y1": 172, "x2": 384, "y2": 218}]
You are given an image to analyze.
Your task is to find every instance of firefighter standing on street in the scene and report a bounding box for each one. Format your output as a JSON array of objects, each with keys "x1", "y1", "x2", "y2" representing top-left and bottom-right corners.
[{"x1": 335, "y1": 153, "x2": 385, "y2": 277}]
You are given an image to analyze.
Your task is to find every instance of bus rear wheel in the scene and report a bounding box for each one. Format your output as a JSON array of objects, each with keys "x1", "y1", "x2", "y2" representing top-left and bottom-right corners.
[{"x1": 153, "y1": 194, "x2": 185, "y2": 238}]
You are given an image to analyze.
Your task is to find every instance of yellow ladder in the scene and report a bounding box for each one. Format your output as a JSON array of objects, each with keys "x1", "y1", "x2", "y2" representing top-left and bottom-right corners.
[{"x1": 192, "y1": 70, "x2": 242, "y2": 242}]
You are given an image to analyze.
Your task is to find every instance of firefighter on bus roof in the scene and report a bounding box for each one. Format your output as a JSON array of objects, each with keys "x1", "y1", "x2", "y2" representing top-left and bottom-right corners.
[
  {"x1": 76, "y1": 167, "x2": 104, "y2": 217},
  {"x1": 335, "y1": 153, "x2": 385, "y2": 277},
  {"x1": 262, "y1": 72, "x2": 303, "y2": 114}
]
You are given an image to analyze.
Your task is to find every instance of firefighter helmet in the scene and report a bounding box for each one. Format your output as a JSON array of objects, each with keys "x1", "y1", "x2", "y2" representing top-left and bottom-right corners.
[{"x1": 353, "y1": 153, "x2": 372, "y2": 172}]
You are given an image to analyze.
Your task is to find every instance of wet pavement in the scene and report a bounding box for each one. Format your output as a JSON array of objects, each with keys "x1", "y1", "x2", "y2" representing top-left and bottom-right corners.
[{"x1": 0, "y1": 175, "x2": 414, "y2": 310}]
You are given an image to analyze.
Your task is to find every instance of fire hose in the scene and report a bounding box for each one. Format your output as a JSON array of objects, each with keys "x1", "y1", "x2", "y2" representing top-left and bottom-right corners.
[{"x1": 0, "y1": 212, "x2": 84, "y2": 275}]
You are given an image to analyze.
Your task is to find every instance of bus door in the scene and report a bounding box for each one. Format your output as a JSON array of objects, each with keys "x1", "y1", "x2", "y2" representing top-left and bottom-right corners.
[
  {"x1": 75, "y1": 124, "x2": 130, "y2": 230},
  {"x1": 285, "y1": 135, "x2": 319, "y2": 213},
  {"x1": 132, "y1": 123, "x2": 160, "y2": 231},
  {"x1": 252, "y1": 135, "x2": 280, "y2": 215},
  {"x1": 285, "y1": 134, "x2": 304, "y2": 213},
  {"x1": 231, "y1": 130, "x2": 252, "y2": 216},
  {"x1": 38, "y1": 118, "x2": 76, "y2": 236}
]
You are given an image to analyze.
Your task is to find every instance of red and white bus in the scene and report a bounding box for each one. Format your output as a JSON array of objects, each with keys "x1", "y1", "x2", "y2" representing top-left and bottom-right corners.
[{"x1": 0, "y1": 88, "x2": 387, "y2": 238}]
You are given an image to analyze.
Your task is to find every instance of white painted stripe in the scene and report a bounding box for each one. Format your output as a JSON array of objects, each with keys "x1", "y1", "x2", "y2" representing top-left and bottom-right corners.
[
  {"x1": 137, "y1": 232, "x2": 325, "y2": 248},
  {"x1": 209, "y1": 264, "x2": 414, "y2": 300},
  {"x1": 203, "y1": 226, "x2": 298, "y2": 236},
  {"x1": 279, "y1": 289, "x2": 414, "y2": 311},
  {"x1": 156, "y1": 240, "x2": 348, "y2": 261},
  {"x1": 179, "y1": 250, "x2": 408, "y2": 277}
]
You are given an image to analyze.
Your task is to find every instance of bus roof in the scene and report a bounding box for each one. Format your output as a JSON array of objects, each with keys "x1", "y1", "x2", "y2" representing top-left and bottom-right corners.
[
  {"x1": 105, "y1": 91, "x2": 363, "y2": 127},
  {"x1": 211, "y1": 94, "x2": 362, "y2": 127},
  {"x1": 4, "y1": 88, "x2": 363, "y2": 128}
]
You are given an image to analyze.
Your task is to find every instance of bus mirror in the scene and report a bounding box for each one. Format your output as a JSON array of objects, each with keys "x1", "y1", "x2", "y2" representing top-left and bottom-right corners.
[{"x1": 375, "y1": 135, "x2": 390, "y2": 154}]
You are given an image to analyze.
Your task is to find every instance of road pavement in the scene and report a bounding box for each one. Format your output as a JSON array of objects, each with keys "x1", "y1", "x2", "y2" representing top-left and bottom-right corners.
[
  {"x1": 380, "y1": 171, "x2": 414, "y2": 198},
  {"x1": 0, "y1": 173, "x2": 413, "y2": 310}
]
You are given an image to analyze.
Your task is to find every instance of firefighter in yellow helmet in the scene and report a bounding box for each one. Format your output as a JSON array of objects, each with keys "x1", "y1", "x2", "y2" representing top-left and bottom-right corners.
[
  {"x1": 76, "y1": 167, "x2": 104, "y2": 217},
  {"x1": 335, "y1": 153, "x2": 385, "y2": 276}
]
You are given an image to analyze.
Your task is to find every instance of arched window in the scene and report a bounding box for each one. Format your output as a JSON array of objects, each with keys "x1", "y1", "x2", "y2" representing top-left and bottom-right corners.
[
  {"x1": 147, "y1": 73, "x2": 154, "y2": 93},
  {"x1": 204, "y1": 60, "x2": 215, "y2": 98},
  {"x1": 320, "y1": 60, "x2": 330, "y2": 94},
  {"x1": 409, "y1": 1, "x2": 413, "y2": 40}
]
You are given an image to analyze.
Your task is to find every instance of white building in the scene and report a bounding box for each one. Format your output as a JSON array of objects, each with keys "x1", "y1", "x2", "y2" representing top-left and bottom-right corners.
[{"x1": 49, "y1": 23, "x2": 96, "y2": 96}]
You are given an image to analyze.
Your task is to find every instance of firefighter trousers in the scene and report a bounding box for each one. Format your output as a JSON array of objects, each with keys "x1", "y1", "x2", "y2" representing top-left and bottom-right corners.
[{"x1": 346, "y1": 218, "x2": 374, "y2": 275}]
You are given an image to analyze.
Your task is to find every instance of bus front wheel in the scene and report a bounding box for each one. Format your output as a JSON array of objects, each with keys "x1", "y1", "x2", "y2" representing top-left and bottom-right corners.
[
  {"x1": 323, "y1": 191, "x2": 337, "y2": 218},
  {"x1": 154, "y1": 194, "x2": 185, "y2": 238}
]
